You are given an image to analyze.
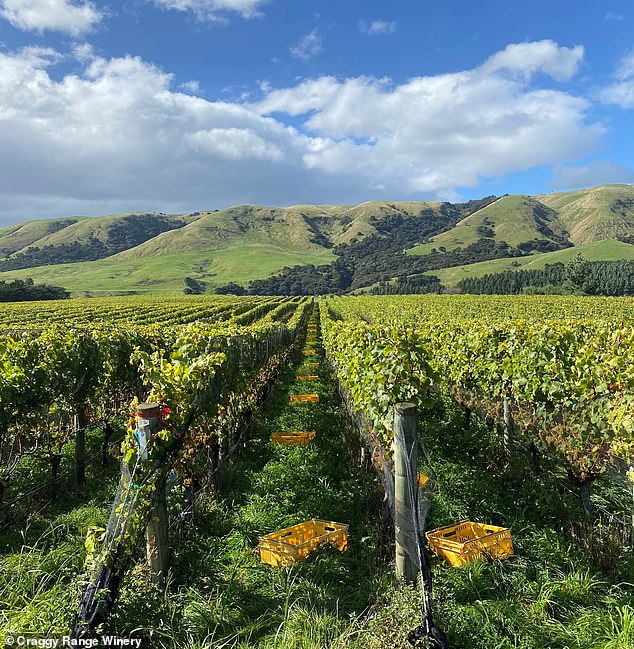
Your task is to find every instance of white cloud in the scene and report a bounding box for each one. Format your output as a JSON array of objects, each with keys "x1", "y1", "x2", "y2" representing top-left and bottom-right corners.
[
  {"x1": 359, "y1": 19, "x2": 397, "y2": 35},
  {"x1": 599, "y1": 51, "x2": 634, "y2": 107},
  {"x1": 551, "y1": 161, "x2": 634, "y2": 191},
  {"x1": 0, "y1": 40, "x2": 607, "y2": 225},
  {"x1": 290, "y1": 29, "x2": 322, "y2": 60},
  {"x1": 480, "y1": 40, "x2": 584, "y2": 82},
  {"x1": 257, "y1": 41, "x2": 601, "y2": 194},
  {"x1": 152, "y1": 0, "x2": 268, "y2": 21},
  {"x1": 0, "y1": 0, "x2": 101, "y2": 35},
  {"x1": 604, "y1": 12, "x2": 624, "y2": 21}
]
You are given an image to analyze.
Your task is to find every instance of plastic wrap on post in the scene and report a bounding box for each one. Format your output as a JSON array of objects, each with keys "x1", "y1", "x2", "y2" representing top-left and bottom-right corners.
[{"x1": 393, "y1": 402, "x2": 421, "y2": 583}]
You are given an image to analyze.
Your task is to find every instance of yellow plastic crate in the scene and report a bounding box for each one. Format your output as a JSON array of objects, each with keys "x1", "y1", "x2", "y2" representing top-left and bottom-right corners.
[
  {"x1": 303, "y1": 350, "x2": 317, "y2": 355},
  {"x1": 270, "y1": 431, "x2": 316, "y2": 446},
  {"x1": 258, "y1": 519, "x2": 349, "y2": 566},
  {"x1": 306, "y1": 341, "x2": 318, "y2": 346},
  {"x1": 297, "y1": 375, "x2": 319, "y2": 381},
  {"x1": 426, "y1": 521, "x2": 513, "y2": 567},
  {"x1": 418, "y1": 472, "x2": 430, "y2": 489},
  {"x1": 290, "y1": 393, "x2": 319, "y2": 403}
]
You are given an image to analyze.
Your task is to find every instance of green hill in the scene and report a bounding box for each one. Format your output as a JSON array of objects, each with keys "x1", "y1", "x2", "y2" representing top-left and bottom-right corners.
[
  {"x1": 114, "y1": 206, "x2": 335, "y2": 259},
  {"x1": 408, "y1": 194, "x2": 569, "y2": 255},
  {"x1": 0, "y1": 212, "x2": 199, "y2": 271},
  {"x1": 1, "y1": 185, "x2": 634, "y2": 295},
  {"x1": 114, "y1": 201, "x2": 444, "y2": 260},
  {"x1": 536, "y1": 184, "x2": 634, "y2": 244},
  {"x1": 0, "y1": 217, "x2": 86, "y2": 256}
]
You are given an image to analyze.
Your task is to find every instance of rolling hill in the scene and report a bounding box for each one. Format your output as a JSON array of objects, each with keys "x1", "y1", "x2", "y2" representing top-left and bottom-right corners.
[
  {"x1": 0, "y1": 212, "x2": 200, "y2": 271},
  {"x1": 0, "y1": 217, "x2": 87, "y2": 256},
  {"x1": 536, "y1": 184, "x2": 634, "y2": 244},
  {"x1": 0, "y1": 184, "x2": 633, "y2": 295},
  {"x1": 408, "y1": 194, "x2": 569, "y2": 255}
]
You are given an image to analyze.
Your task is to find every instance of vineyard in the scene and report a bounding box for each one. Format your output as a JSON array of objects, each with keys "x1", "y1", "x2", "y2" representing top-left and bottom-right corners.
[{"x1": 1, "y1": 294, "x2": 633, "y2": 648}]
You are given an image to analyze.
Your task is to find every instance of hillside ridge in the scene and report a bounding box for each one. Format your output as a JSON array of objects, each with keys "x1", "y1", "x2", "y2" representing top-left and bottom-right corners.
[{"x1": 0, "y1": 184, "x2": 632, "y2": 295}]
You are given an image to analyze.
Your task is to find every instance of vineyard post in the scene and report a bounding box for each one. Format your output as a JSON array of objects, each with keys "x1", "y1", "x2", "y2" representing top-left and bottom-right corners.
[
  {"x1": 137, "y1": 402, "x2": 170, "y2": 586},
  {"x1": 146, "y1": 475, "x2": 169, "y2": 586},
  {"x1": 394, "y1": 402, "x2": 419, "y2": 584}
]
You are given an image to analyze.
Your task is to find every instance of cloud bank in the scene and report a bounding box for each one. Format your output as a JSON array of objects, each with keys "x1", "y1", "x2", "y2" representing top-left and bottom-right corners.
[{"x1": 0, "y1": 40, "x2": 604, "y2": 224}]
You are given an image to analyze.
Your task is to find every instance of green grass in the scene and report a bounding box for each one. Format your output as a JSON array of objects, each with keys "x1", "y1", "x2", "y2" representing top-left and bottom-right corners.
[
  {"x1": 0, "y1": 424, "x2": 124, "y2": 636},
  {"x1": 428, "y1": 239, "x2": 634, "y2": 287},
  {"x1": 0, "y1": 245, "x2": 336, "y2": 295}
]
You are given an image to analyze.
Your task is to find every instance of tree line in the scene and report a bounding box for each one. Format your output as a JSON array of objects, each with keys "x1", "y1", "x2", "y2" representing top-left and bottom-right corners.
[
  {"x1": 0, "y1": 278, "x2": 69, "y2": 301},
  {"x1": 457, "y1": 256, "x2": 634, "y2": 296}
]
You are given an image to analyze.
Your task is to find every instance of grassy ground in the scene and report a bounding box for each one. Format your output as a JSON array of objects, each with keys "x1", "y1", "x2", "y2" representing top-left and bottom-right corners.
[
  {"x1": 0, "y1": 425, "x2": 123, "y2": 634},
  {"x1": 0, "y1": 245, "x2": 335, "y2": 296}
]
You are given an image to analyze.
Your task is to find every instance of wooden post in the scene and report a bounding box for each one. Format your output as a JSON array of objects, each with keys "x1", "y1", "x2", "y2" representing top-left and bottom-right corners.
[
  {"x1": 146, "y1": 478, "x2": 169, "y2": 586},
  {"x1": 136, "y1": 402, "x2": 170, "y2": 586},
  {"x1": 394, "y1": 402, "x2": 419, "y2": 584}
]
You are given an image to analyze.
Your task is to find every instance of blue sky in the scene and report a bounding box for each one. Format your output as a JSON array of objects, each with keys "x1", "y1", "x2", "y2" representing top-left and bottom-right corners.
[{"x1": 0, "y1": 0, "x2": 633, "y2": 226}]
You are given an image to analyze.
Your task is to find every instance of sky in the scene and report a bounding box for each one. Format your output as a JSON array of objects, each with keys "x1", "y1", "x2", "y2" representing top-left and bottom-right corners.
[{"x1": 0, "y1": 0, "x2": 633, "y2": 226}]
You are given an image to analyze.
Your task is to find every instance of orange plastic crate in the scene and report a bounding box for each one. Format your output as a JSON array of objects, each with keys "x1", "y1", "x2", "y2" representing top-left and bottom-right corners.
[
  {"x1": 297, "y1": 375, "x2": 319, "y2": 381},
  {"x1": 290, "y1": 394, "x2": 319, "y2": 403},
  {"x1": 270, "y1": 431, "x2": 316, "y2": 446},
  {"x1": 426, "y1": 520, "x2": 513, "y2": 567},
  {"x1": 258, "y1": 519, "x2": 349, "y2": 566}
]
